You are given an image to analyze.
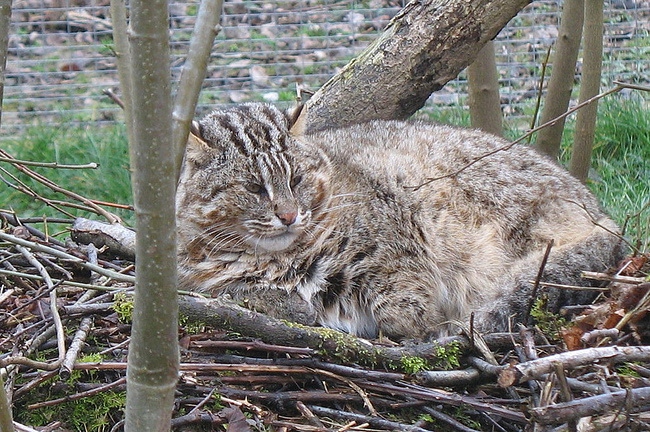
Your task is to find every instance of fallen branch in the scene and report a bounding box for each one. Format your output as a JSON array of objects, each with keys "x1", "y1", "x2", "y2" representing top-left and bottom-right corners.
[
  {"x1": 306, "y1": 405, "x2": 431, "y2": 432},
  {"x1": 581, "y1": 271, "x2": 646, "y2": 285},
  {"x1": 60, "y1": 316, "x2": 94, "y2": 377},
  {"x1": 499, "y1": 346, "x2": 650, "y2": 387},
  {"x1": 70, "y1": 217, "x2": 136, "y2": 261},
  {"x1": 26, "y1": 377, "x2": 127, "y2": 410},
  {"x1": 15, "y1": 245, "x2": 66, "y2": 365},
  {"x1": 0, "y1": 231, "x2": 135, "y2": 283},
  {"x1": 359, "y1": 381, "x2": 527, "y2": 423},
  {"x1": 530, "y1": 386, "x2": 650, "y2": 425}
]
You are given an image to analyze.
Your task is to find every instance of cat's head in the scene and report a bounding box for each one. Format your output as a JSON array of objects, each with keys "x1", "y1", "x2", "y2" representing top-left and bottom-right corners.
[{"x1": 177, "y1": 103, "x2": 332, "y2": 254}]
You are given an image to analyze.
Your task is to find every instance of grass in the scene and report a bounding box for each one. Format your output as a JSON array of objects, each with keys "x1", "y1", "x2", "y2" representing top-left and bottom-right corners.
[
  {"x1": 0, "y1": 122, "x2": 133, "y2": 227},
  {"x1": 0, "y1": 97, "x2": 647, "y2": 247},
  {"x1": 588, "y1": 97, "x2": 650, "y2": 248}
]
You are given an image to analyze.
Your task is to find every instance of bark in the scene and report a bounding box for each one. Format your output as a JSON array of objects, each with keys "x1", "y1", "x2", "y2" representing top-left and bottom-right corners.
[
  {"x1": 0, "y1": 0, "x2": 11, "y2": 127},
  {"x1": 534, "y1": 0, "x2": 584, "y2": 159},
  {"x1": 498, "y1": 345, "x2": 650, "y2": 387},
  {"x1": 0, "y1": 375, "x2": 14, "y2": 432},
  {"x1": 178, "y1": 295, "x2": 466, "y2": 366},
  {"x1": 71, "y1": 217, "x2": 136, "y2": 261},
  {"x1": 0, "y1": 2, "x2": 15, "y2": 429},
  {"x1": 109, "y1": 0, "x2": 133, "y2": 146},
  {"x1": 124, "y1": 0, "x2": 179, "y2": 430},
  {"x1": 569, "y1": 0, "x2": 604, "y2": 182},
  {"x1": 467, "y1": 41, "x2": 503, "y2": 136},
  {"x1": 530, "y1": 386, "x2": 650, "y2": 425},
  {"x1": 172, "y1": 0, "x2": 224, "y2": 180},
  {"x1": 300, "y1": 0, "x2": 532, "y2": 133}
]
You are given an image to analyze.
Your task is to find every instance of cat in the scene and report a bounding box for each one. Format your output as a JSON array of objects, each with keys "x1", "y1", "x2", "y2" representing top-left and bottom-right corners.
[{"x1": 176, "y1": 102, "x2": 626, "y2": 340}]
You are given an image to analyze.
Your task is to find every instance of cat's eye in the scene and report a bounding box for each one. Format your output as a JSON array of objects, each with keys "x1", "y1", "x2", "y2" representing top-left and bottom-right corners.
[
  {"x1": 290, "y1": 175, "x2": 303, "y2": 188},
  {"x1": 245, "y1": 183, "x2": 267, "y2": 195}
]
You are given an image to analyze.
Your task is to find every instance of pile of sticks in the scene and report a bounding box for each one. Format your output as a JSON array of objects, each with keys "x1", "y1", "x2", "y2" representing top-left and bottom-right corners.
[{"x1": 1, "y1": 211, "x2": 650, "y2": 431}]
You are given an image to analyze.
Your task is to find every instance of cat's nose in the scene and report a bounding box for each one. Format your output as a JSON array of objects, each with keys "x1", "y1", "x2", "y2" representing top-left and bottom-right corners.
[{"x1": 276, "y1": 210, "x2": 298, "y2": 226}]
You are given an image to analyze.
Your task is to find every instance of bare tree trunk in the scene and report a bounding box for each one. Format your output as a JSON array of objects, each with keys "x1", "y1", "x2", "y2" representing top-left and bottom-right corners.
[
  {"x1": 300, "y1": 0, "x2": 532, "y2": 133},
  {"x1": 109, "y1": 0, "x2": 134, "y2": 146},
  {"x1": 0, "y1": 1, "x2": 15, "y2": 429},
  {"x1": 569, "y1": 0, "x2": 604, "y2": 182},
  {"x1": 124, "y1": 0, "x2": 179, "y2": 430},
  {"x1": 172, "y1": 0, "x2": 224, "y2": 180},
  {"x1": 467, "y1": 41, "x2": 503, "y2": 136},
  {"x1": 534, "y1": 0, "x2": 584, "y2": 159},
  {"x1": 0, "y1": 375, "x2": 14, "y2": 432},
  {"x1": 0, "y1": 0, "x2": 13, "y2": 127}
]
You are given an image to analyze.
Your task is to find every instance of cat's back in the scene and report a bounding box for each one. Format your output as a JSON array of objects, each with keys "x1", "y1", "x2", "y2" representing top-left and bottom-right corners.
[{"x1": 307, "y1": 120, "x2": 602, "y2": 218}]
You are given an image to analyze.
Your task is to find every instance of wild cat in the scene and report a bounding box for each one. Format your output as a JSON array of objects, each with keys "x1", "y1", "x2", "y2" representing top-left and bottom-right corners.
[{"x1": 176, "y1": 103, "x2": 625, "y2": 340}]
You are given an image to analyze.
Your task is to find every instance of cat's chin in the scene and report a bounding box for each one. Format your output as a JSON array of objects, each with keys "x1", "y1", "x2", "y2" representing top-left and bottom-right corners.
[{"x1": 249, "y1": 232, "x2": 299, "y2": 253}]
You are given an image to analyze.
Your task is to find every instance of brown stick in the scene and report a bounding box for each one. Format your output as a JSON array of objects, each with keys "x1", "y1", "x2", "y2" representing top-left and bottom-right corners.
[
  {"x1": 530, "y1": 387, "x2": 650, "y2": 425},
  {"x1": 499, "y1": 346, "x2": 650, "y2": 387},
  {"x1": 27, "y1": 377, "x2": 127, "y2": 410},
  {"x1": 0, "y1": 148, "x2": 121, "y2": 224}
]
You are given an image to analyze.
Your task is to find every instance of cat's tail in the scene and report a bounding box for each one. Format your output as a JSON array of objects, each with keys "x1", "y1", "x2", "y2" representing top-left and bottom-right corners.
[{"x1": 474, "y1": 218, "x2": 628, "y2": 333}]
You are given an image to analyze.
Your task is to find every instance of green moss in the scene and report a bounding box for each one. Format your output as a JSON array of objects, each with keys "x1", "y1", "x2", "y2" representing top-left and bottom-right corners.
[
  {"x1": 430, "y1": 341, "x2": 462, "y2": 370},
  {"x1": 16, "y1": 353, "x2": 125, "y2": 431},
  {"x1": 111, "y1": 292, "x2": 134, "y2": 323},
  {"x1": 530, "y1": 295, "x2": 567, "y2": 339},
  {"x1": 179, "y1": 313, "x2": 207, "y2": 334},
  {"x1": 398, "y1": 356, "x2": 430, "y2": 374},
  {"x1": 19, "y1": 390, "x2": 125, "y2": 432}
]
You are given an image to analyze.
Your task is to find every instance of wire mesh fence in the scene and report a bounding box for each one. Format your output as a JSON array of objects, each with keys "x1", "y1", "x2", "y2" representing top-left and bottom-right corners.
[{"x1": 1, "y1": 0, "x2": 649, "y2": 139}]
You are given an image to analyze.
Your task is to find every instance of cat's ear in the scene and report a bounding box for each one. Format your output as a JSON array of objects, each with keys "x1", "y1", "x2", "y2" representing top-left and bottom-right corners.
[
  {"x1": 287, "y1": 104, "x2": 307, "y2": 136},
  {"x1": 185, "y1": 122, "x2": 214, "y2": 166}
]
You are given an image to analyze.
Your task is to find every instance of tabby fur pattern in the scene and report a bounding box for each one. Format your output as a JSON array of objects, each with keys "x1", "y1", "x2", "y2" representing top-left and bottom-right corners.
[{"x1": 176, "y1": 103, "x2": 625, "y2": 340}]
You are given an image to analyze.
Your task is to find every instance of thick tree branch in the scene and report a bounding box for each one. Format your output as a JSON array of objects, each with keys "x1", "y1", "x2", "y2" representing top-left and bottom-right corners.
[
  {"x1": 301, "y1": 0, "x2": 531, "y2": 132},
  {"x1": 178, "y1": 295, "x2": 467, "y2": 366}
]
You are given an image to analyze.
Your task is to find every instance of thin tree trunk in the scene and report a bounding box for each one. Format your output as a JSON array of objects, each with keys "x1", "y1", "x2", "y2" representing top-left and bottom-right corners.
[
  {"x1": 172, "y1": 0, "x2": 224, "y2": 180},
  {"x1": 467, "y1": 41, "x2": 503, "y2": 136},
  {"x1": 0, "y1": 375, "x2": 14, "y2": 432},
  {"x1": 534, "y1": 0, "x2": 584, "y2": 159},
  {"x1": 0, "y1": 2, "x2": 15, "y2": 428},
  {"x1": 124, "y1": 0, "x2": 179, "y2": 430},
  {"x1": 300, "y1": 0, "x2": 532, "y2": 133},
  {"x1": 569, "y1": 0, "x2": 604, "y2": 182},
  {"x1": 109, "y1": 0, "x2": 134, "y2": 147},
  {"x1": 0, "y1": 0, "x2": 13, "y2": 127}
]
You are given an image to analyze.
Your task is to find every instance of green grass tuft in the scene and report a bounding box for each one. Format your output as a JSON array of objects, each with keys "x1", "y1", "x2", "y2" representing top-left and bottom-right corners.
[
  {"x1": 585, "y1": 97, "x2": 650, "y2": 249},
  {"x1": 0, "y1": 123, "x2": 133, "y2": 226}
]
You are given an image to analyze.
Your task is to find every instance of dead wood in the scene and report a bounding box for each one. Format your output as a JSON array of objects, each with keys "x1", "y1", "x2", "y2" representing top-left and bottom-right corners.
[
  {"x1": 499, "y1": 346, "x2": 650, "y2": 387},
  {"x1": 530, "y1": 386, "x2": 650, "y2": 425},
  {"x1": 306, "y1": 405, "x2": 432, "y2": 432},
  {"x1": 70, "y1": 218, "x2": 136, "y2": 261},
  {"x1": 178, "y1": 292, "x2": 466, "y2": 366}
]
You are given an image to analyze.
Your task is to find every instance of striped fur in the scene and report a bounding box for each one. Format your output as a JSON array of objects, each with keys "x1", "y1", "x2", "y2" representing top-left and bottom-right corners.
[{"x1": 176, "y1": 103, "x2": 626, "y2": 340}]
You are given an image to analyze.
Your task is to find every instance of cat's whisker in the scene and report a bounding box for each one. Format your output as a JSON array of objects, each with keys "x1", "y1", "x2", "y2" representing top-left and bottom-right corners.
[
  {"x1": 206, "y1": 233, "x2": 244, "y2": 257},
  {"x1": 329, "y1": 192, "x2": 365, "y2": 200}
]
